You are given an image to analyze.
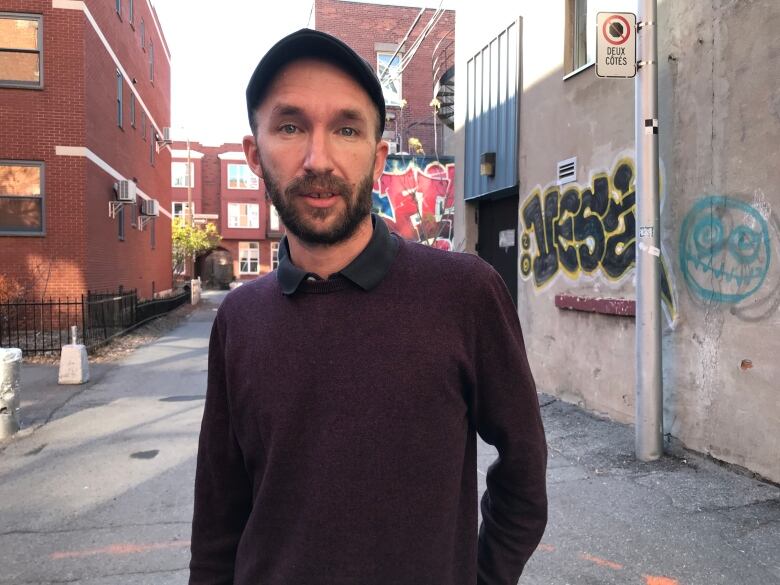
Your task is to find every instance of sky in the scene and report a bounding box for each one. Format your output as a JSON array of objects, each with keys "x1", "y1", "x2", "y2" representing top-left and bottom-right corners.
[{"x1": 151, "y1": 0, "x2": 453, "y2": 146}]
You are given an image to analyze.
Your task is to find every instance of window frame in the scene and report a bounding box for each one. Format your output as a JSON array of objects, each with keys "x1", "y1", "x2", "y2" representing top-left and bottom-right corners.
[
  {"x1": 116, "y1": 69, "x2": 123, "y2": 128},
  {"x1": 0, "y1": 159, "x2": 45, "y2": 236},
  {"x1": 227, "y1": 163, "x2": 259, "y2": 190},
  {"x1": 238, "y1": 241, "x2": 260, "y2": 275},
  {"x1": 130, "y1": 92, "x2": 136, "y2": 127},
  {"x1": 115, "y1": 0, "x2": 122, "y2": 18},
  {"x1": 128, "y1": 0, "x2": 134, "y2": 26},
  {"x1": 118, "y1": 203, "x2": 125, "y2": 241},
  {"x1": 140, "y1": 19, "x2": 145, "y2": 50},
  {"x1": 0, "y1": 12, "x2": 44, "y2": 89},
  {"x1": 227, "y1": 202, "x2": 260, "y2": 229},
  {"x1": 269, "y1": 204, "x2": 281, "y2": 232},
  {"x1": 172, "y1": 162, "x2": 194, "y2": 188},
  {"x1": 149, "y1": 40, "x2": 154, "y2": 82},
  {"x1": 270, "y1": 241, "x2": 280, "y2": 271},
  {"x1": 172, "y1": 201, "x2": 194, "y2": 219},
  {"x1": 377, "y1": 51, "x2": 403, "y2": 107}
]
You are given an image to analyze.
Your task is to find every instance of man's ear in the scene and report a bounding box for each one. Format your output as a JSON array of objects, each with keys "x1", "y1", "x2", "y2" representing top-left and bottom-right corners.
[
  {"x1": 243, "y1": 135, "x2": 263, "y2": 180},
  {"x1": 373, "y1": 140, "x2": 389, "y2": 182}
]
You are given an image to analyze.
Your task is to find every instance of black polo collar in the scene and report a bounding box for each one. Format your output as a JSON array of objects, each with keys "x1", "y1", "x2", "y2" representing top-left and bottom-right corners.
[{"x1": 277, "y1": 214, "x2": 398, "y2": 295}]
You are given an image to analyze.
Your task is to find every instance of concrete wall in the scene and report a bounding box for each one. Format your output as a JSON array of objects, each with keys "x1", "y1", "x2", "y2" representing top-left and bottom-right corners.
[{"x1": 453, "y1": 0, "x2": 780, "y2": 481}]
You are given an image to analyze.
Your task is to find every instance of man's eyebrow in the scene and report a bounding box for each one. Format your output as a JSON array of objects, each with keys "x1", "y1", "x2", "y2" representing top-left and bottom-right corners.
[
  {"x1": 270, "y1": 104, "x2": 305, "y2": 118},
  {"x1": 336, "y1": 108, "x2": 368, "y2": 124}
]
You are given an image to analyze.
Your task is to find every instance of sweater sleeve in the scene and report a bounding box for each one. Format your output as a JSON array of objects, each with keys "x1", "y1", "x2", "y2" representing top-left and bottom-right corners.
[
  {"x1": 470, "y1": 268, "x2": 548, "y2": 585},
  {"x1": 189, "y1": 312, "x2": 253, "y2": 585}
]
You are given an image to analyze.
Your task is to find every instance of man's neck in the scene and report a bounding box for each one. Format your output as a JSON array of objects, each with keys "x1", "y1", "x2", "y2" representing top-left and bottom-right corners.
[{"x1": 285, "y1": 216, "x2": 374, "y2": 279}]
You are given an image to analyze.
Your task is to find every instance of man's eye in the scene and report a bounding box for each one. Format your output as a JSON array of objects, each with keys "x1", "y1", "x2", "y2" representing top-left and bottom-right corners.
[
  {"x1": 339, "y1": 127, "x2": 357, "y2": 137},
  {"x1": 280, "y1": 124, "x2": 297, "y2": 134}
]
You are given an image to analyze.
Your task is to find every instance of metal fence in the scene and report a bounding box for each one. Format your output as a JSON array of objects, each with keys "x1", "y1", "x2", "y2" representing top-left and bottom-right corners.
[{"x1": 0, "y1": 289, "x2": 189, "y2": 355}]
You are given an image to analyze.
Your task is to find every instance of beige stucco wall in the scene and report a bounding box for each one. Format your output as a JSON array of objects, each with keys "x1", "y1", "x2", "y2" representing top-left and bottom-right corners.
[{"x1": 454, "y1": 0, "x2": 780, "y2": 481}]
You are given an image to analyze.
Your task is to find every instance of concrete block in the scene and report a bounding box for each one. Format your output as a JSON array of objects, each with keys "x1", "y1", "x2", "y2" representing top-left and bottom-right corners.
[{"x1": 58, "y1": 344, "x2": 90, "y2": 385}]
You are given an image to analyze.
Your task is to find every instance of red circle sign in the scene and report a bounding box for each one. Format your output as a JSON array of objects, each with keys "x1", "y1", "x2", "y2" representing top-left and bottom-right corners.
[{"x1": 602, "y1": 15, "x2": 631, "y2": 46}]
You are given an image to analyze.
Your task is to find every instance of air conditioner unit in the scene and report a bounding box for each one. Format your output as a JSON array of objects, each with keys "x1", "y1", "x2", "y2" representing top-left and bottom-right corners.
[
  {"x1": 162, "y1": 127, "x2": 172, "y2": 141},
  {"x1": 387, "y1": 141, "x2": 400, "y2": 155},
  {"x1": 141, "y1": 198, "x2": 159, "y2": 217},
  {"x1": 115, "y1": 180, "x2": 137, "y2": 203}
]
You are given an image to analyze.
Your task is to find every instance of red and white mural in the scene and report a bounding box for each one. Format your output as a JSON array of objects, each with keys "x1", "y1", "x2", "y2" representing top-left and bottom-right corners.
[{"x1": 372, "y1": 155, "x2": 456, "y2": 250}]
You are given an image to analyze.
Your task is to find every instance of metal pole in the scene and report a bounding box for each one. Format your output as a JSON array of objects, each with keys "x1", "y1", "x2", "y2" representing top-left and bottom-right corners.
[
  {"x1": 635, "y1": 0, "x2": 663, "y2": 460},
  {"x1": 185, "y1": 137, "x2": 194, "y2": 279}
]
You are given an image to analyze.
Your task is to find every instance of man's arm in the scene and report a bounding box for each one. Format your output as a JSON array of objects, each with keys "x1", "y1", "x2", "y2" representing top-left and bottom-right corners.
[
  {"x1": 189, "y1": 312, "x2": 252, "y2": 585},
  {"x1": 469, "y1": 268, "x2": 548, "y2": 585}
]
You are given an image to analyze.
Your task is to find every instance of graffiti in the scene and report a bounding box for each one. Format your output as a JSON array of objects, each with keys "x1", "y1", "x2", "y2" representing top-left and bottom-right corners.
[
  {"x1": 519, "y1": 158, "x2": 675, "y2": 317},
  {"x1": 372, "y1": 155, "x2": 455, "y2": 250},
  {"x1": 680, "y1": 193, "x2": 780, "y2": 320}
]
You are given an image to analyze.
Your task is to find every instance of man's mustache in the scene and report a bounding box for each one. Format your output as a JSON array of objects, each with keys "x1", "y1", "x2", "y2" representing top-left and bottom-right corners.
[{"x1": 285, "y1": 174, "x2": 351, "y2": 199}]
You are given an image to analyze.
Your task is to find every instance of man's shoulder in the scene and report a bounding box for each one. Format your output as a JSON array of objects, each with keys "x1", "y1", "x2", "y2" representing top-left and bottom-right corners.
[
  {"x1": 219, "y1": 273, "x2": 279, "y2": 314},
  {"x1": 400, "y1": 240, "x2": 498, "y2": 282}
]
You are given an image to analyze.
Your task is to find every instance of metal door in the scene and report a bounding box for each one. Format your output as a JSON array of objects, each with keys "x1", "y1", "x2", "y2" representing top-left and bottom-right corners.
[{"x1": 477, "y1": 194, "x2": 519, "y2": 306}]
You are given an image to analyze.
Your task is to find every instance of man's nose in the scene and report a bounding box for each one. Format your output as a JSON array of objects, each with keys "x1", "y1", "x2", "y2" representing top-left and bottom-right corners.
[{"x1": 303, "y1": 129, "x2": 335, "y2": 175}]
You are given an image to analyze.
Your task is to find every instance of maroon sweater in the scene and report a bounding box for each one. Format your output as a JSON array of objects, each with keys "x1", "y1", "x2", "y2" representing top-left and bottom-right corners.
[{"x1": 189, "y1": 238, "x2": 547, "y2": 585}]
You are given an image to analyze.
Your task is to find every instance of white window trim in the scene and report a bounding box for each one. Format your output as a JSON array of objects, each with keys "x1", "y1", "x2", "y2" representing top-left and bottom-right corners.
[
  {"x1": 238, "y1": 241, "x2": 260, "y2": 275},
  {"x1": 172, "y1": 201, "x2": 194, "y2": 219},
  {"x1": 172, "y1": 161, "x2": 194, "y2": 188},
  {"x1": 227, "y1": 163, "x2": 259, "y2": 190},
  {"x1": 227, "y1": 202, "x2": 260, "y2": 229},
  {"x1": 270, "y1": 241, "x2": 280, "y2": 271},
  {"x1": 377, "y1": 51, "x2": 403, "y2": 107}
]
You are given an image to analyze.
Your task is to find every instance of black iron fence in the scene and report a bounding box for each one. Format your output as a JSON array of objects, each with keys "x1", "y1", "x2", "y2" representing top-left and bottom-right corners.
[{"x1": 0, "y1": 289, "x2": 188, "y2": 355}]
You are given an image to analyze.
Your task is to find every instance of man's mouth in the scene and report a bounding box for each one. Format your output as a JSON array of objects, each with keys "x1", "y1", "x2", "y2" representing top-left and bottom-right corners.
[{"x1": 303, "y1": 192, "x2": 337, "y2": 199}]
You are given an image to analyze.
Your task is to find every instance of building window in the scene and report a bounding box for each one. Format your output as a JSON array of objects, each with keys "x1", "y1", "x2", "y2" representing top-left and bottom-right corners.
[
  {"x1": 128, "y1": 0, "x2": 134, "y2": 25},
  {"x1": 149, "y1": 40, "x2": 154, "y2": 81},
  {"x1": 269, "y1": 204, "x2": 280, "y2": 232},
  {"x1": 227, "y1": 163, "x2": 259, "y2": 190},
  {"x1": 115, "y1": 0, "x2": 121, "y2": 17},
  {"x1": 141, "y1": 111, "x2": 147, "y2": 140},
  {"x1": 150, "y1": 217, "x2": 155, "y2": 249},
  {"x1": 149, "y1": 133, "x2": 154, "y2": 165},
  {"x1": 0, "y1": 161, "x2": 44, "y2": 235},
  {"x1": 130, "y1": 92, "x2": 136, "y2": 127},
  {"x1": 228, "y1": 203, "x2": 259, "y2": 229},
  {"x1": 116, "y1": 69, "x2": 123, "y2": 128},
  {"x1": 118, "y1": 204, "x2": 125, "y2": 241},
  {"x1": 377, "y1": 51, "x2": 402, "y2": 106},
  {"x1": 140, "y1": 19, "x2": 145, "y2": 50},
  {"x1": 239, "y1": 242, "x2": 260, "y2": 274},
  {"x1": 172, "y1": 201, "x2": 194, "y2": 219},
  {"x1": 0, "y1": 13, "x2": 43, "y2": 89},
  {"x1": 566, "y1": 0, "x2": 637, "y2": 74},
  {"x1": 172, "y1": 162, "x2": 194, "y2": 188},
  {"x1": 271, "y1": 242, "x2": 279, "y2": 271}
]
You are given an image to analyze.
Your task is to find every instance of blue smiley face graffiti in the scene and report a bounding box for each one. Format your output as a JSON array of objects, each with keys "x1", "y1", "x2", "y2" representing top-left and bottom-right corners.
[{"x1": 680, "y1": 196, "x2": 771, "y2": 303}]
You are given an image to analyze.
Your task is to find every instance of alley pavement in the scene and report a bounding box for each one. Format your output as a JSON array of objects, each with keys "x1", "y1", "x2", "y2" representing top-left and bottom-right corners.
[{"x1": 1, "y1": 289, "x2": 778, "y2": 585}]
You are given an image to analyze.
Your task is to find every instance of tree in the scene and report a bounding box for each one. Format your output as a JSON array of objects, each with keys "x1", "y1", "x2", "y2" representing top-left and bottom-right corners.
[{"x1": 172, "y1": 218, "x2": 221, "y2": 275}]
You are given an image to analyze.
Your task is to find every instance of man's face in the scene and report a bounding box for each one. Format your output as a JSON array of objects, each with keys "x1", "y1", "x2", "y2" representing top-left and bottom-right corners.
[{"x1": 243, "y1": 58, "x2": 388, "y2": 246}]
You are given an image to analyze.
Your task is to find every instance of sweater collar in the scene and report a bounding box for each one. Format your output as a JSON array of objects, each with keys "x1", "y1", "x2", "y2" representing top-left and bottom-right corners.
[{"x1": 277, "y1": 214, "x2": 398, "y2": 295}]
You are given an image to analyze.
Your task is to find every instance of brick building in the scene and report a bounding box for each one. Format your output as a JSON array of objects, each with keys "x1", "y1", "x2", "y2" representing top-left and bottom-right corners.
[
  {"x1": 314, "y1": 0, "x2": 455, "y2": 157},
  {"x1": 170, "y1": 142, "x2": 282, "y2": 286},
  {"x1": 0, "y1": 0, "x2": 172, "y2": 300}
]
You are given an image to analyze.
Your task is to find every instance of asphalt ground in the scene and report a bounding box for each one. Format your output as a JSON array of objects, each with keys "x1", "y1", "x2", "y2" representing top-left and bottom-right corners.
[{"x1": 1, "y1": 289, "x2": 778, "y2": 585}]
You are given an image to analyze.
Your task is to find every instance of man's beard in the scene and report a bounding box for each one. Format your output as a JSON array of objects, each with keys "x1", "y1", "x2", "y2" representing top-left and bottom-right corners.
[{"x1": 260, "y1": 158, "x2": 375, "y2": 246}]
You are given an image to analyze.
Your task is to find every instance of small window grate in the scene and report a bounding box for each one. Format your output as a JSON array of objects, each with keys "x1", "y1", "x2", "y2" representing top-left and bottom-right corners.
[{"x1": 557, "y1": 157, "x2": 577, "y2": 185}]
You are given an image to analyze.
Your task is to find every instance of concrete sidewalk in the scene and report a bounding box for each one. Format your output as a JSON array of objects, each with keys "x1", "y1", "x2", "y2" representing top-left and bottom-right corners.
[{"x1": 0, "y1": 287, "x2": 778, "y2": 585}]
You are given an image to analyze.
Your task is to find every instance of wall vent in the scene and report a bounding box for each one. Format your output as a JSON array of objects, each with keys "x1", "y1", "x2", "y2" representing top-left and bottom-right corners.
[{"x1": 557, "y1": 157, "x2": 577, "y2": 185}]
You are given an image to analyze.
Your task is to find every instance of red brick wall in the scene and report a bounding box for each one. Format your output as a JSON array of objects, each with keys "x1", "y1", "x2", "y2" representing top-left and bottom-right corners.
[
  {"x1": 168, "y1": 142, "x2": 281, "y2": 282},
  {"x1": 0, "y1": 1, "x2": 87, "y2": 299},
  {"x1": 314, "y1": 0, "x2": 455, "y2": 156},
  {"x1": 0, "y1": 0, "x2": 172, "y2": 299}
]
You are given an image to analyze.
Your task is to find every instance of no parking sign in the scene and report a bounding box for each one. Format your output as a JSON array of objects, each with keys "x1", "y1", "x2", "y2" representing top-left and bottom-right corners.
[{"x1": 596, "y1": 12, "x2": 636, "y2": 78}]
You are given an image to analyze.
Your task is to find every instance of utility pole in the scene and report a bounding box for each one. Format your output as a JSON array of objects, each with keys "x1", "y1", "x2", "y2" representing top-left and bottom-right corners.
[{"x1": 634, "y1": 0, "x2": 663, "y2": 461}]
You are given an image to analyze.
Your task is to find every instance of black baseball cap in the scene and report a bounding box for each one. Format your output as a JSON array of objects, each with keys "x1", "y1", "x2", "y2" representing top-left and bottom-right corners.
[{"x1": 245, "y1": 28, "x2": 386, "y2": 135}]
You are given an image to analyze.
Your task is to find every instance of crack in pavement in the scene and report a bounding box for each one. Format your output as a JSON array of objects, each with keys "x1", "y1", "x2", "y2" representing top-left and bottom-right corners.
[{"x1": 0, "y1": 520, "x2": 191, "y2": 537}]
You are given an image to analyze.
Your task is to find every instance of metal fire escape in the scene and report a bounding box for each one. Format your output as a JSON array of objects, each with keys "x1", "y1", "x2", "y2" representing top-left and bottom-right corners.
[{"x1": 432, "y1": 29, "x2": 455, "y2": 130}]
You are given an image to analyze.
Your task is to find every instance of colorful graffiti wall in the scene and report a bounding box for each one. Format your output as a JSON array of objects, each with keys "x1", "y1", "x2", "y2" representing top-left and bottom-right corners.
[
  {"x1": 372, "y1": 155, "x2": 455, "y2": 250},
  {"x1": 519, "y1": 158, "x2": 676, "y2": 318}
]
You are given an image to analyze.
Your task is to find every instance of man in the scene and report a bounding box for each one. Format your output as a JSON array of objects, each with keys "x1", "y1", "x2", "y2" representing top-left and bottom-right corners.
[{"x1": 189, "y1": 29, "x2": 547, "y2": 585}]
